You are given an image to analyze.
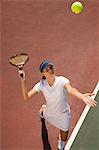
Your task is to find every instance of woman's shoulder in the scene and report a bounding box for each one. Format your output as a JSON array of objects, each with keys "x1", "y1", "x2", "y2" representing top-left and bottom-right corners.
[
  {"x1": 40, "y1": 79, "x2": 47, "y2": 86},
  {"x1": 56, "y1": 75, "x2": 68, "y2": 80},
  {"x1": 56, "y1": 76, "x2": 70, "y2": 84}
]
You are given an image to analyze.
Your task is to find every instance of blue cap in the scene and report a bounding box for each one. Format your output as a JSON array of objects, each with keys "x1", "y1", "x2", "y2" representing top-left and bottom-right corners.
[{"x1": 39, "y1": 61, "x2": 54, "y2": 73}]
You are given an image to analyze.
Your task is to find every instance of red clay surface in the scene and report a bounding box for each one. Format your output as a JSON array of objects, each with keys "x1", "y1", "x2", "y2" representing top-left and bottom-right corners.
[{"x1": 1, "y1": 0, "x2": 99, "y2": 149}]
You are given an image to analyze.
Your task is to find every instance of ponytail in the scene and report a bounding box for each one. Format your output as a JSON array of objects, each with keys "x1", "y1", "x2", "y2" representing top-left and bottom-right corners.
[{"x1": 42, "y1": 76, "x2": 46, "y2": 80}]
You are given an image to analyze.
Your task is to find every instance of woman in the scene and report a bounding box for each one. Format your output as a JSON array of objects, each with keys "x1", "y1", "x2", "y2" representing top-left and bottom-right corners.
[{"x1": 18, "y1": 60, "x2": 97, "y2": 150}]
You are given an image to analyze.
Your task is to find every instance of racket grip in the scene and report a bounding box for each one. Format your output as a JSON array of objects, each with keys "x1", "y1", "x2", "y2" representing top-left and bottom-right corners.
[
  {"x1": 19, "y1": 66, "x2": 23, "y2": 70},
  {"x1": 18, "y1": 67, "x2": 24, "y2": 79}
]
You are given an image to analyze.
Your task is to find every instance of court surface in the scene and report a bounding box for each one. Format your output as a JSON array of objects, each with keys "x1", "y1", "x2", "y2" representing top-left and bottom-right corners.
[
  {"x1": 1, "y1": 0, "x2": 99, "y2": 150},
  {"x1": 65, "y1": 82, "x2": 99, "y2": 150}
]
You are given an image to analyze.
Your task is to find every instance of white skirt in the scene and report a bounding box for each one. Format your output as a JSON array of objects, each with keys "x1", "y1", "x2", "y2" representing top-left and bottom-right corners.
[{"x1": 43, "y1": 108, "x2": 71, "y2": 131}]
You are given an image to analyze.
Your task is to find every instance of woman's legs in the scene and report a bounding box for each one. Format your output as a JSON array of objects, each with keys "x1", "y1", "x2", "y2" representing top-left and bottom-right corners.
[
  {"x1": 60, "y1": 130, "x2": 69, "y2": 141},
  {"x1": 40, "y1": 105, "x2": 69, "y2": 149},
  {"x1": 58, "y1": 130, "x2": 69, "y2": 149}
]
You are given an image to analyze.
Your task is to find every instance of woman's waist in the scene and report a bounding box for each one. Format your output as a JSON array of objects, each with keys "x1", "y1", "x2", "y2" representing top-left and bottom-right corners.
[{"x1": 46, "y1": 102, "x2": 70, "y2": 113}]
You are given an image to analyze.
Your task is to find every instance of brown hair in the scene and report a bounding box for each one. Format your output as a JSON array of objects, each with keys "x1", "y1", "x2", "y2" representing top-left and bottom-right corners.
[{"x1": 42, "y1": 76, "x2": 46, "y2": 80}]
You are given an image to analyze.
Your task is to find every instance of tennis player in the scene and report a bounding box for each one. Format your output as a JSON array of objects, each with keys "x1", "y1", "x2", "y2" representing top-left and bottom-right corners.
[{"x1": 18, "y1": 60, "x2": 97, "y2": 150}]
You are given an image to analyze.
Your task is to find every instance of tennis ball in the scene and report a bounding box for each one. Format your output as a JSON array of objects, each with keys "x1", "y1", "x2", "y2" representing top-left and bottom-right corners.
[{"x1": 71, "y1": 1, "x2": 83, "y2": 14}]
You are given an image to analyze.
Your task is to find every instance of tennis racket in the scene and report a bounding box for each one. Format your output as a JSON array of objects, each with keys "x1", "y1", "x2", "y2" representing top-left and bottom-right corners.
[{"x1": 9, "y1": 53, "x2": 29, "y2": 78}]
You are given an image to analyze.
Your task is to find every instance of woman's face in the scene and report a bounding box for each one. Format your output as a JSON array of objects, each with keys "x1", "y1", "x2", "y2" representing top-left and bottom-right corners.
[{"x1": 42, "y1": 64, "x2": 54, "y2": 77}]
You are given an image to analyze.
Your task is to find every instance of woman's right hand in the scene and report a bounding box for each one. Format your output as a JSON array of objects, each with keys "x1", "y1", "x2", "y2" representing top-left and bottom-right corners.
[{"x1": 18, "y1": 70, "x2": 26, "y2": 80}]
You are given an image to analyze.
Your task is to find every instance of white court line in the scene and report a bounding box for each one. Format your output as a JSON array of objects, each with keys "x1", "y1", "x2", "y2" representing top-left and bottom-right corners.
[{"x1": 65, "y1": 81, "x2": 99, "y2": 150}]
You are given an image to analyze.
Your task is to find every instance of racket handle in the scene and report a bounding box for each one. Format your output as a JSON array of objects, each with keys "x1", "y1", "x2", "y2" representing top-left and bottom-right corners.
[
  {"x1": 19, "y1": 66, "x2": 23, "y2": 70},
  {"x1": 19, "y1": 67, "x2": 24, "y2": 78}
]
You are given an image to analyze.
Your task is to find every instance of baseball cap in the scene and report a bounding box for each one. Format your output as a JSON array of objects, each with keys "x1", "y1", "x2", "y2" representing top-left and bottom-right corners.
[{"x1": 39, "y1": 60, "x2": 54, "y2": 73}]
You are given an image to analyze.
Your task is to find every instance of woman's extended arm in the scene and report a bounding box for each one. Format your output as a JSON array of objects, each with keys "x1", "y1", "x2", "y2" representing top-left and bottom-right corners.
[
  {"x1": 64, "y1": 83, "x2": 97, "y2": 107},
  {"x1": 18, "y1": 70, "x2": 37, "y2": 101}
]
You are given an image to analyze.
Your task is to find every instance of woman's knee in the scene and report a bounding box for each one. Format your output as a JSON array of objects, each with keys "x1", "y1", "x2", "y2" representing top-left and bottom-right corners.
[{"x1": 60, "y1": 130, "x2": 69, "y2": 141}]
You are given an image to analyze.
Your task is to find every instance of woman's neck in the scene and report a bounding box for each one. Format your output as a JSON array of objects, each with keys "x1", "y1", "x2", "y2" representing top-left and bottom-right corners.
[{"x1": 46, "y1": 74, "x2": 55, "y2": 86}]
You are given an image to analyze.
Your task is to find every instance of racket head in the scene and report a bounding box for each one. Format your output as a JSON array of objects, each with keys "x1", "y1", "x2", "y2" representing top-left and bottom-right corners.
[{"x1": 9, "y1": 53, "x2": 29, "y2": 69}]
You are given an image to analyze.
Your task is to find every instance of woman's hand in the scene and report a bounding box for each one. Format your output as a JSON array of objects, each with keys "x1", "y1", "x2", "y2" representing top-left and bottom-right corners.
[
  {"x1": 82, "y1": 93, "x2": 97, "y2": 107},
  {"x1": 18, "y1": 70, "x2": 26, "y2": 80}
]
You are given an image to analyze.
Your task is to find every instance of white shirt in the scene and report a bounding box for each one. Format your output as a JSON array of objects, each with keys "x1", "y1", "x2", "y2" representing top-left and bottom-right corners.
[{"x1": 33, "y1": 76, "x2": 70, "y2": 114}]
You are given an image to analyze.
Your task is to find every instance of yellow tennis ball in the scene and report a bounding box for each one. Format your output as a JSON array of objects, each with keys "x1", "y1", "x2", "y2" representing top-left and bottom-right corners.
[{"x1": 71, "y1": 1, "x2": 83, "y2": 14}]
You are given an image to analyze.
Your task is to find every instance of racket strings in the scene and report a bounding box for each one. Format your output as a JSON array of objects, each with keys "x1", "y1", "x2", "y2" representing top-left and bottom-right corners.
[{"x1": 9, "y1": 55, "x2": 29, "y2": 66}]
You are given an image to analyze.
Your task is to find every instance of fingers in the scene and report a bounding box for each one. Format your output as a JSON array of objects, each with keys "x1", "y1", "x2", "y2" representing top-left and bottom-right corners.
[
  {"x1": 86, "y1": 98, "x2": 97, "y2": 107},
  {"x1": 86, "y1": 101, "x2": 93, "y2": 107},
  {"x1": 83, "y1": 95, "x2": 97, "y2": 107},
  {"x1": 83, "y1": 93, "x2": 97, "y2": 107},
  {"x1": 89, "y1": 100, "x2": 97, "y2": 107},
  {"x1": 84, "y1": 93, "x2": 94, "y2": 97}
]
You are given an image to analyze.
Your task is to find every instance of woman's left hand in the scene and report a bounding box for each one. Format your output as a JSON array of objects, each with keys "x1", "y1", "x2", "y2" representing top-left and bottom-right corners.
[{"x1": 82, "y1": 93, "x2": 97, "y2": 107}]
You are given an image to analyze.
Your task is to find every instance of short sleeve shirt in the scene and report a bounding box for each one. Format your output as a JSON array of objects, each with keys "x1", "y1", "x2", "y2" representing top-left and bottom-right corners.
[{"x1": 33, "y1": 76, "x2": 70, "y2": 113}]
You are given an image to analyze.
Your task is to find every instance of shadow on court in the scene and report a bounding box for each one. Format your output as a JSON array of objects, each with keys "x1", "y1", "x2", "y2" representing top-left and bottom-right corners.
[{"x1": 41, "y1": 118, "x2": 52, "y2": 150}]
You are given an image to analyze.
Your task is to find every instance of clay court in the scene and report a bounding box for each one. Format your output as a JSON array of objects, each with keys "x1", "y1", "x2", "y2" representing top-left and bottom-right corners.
[{"x1": 1, "y1": 0, "x2": 99, "y2": 149}]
